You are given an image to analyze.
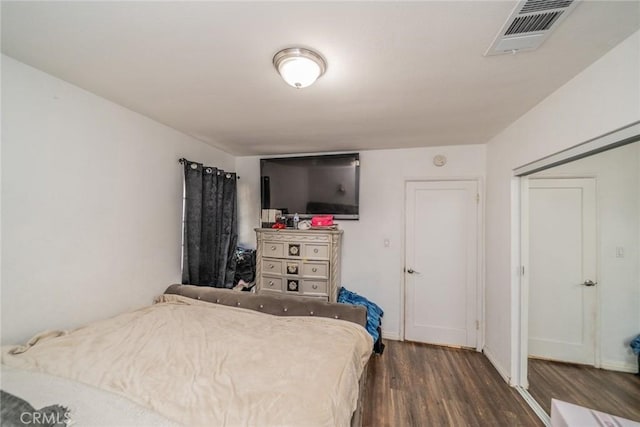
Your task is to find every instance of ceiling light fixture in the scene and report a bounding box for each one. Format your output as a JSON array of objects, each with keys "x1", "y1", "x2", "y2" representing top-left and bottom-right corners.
[{"x1": 273, "y1": 47, "x2": 327, "y2": 89}]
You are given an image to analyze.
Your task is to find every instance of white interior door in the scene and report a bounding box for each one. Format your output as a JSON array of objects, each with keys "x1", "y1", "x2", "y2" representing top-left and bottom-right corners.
[
  {"x1": 528, "y1": 178, "x2": 597, "y2": 365},
  {"x1": 404, "y1": 180, "x2": 478, "y2": 348}
]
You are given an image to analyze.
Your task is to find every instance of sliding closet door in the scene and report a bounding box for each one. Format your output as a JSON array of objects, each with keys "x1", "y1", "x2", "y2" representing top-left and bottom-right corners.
[{"x1": 528, "y1": 178, "x2": 597, "y2": 365}]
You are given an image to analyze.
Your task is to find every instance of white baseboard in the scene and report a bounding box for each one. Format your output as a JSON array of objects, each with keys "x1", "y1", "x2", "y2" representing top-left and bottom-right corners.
[
  {"x1": 483, "y1": 346, "x2": 511, "y2": 384},
  {"x1": 382, "y1": 331, "x2": 401, "y2": 341},
  {"x1": 600, "y1": 359, "x2": 638, "y2": 374}
]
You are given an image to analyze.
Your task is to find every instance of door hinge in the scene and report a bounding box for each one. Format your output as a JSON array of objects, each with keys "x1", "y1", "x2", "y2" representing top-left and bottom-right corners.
[
  {"x1": 475, "y1": 320, "x2": 480, "y2": 330},
  {"x1": 476, "y1": 193, "x2": 480, "y2": 204},
  {"x1": 521, "y1": 266, "x2": 525, "y2": 276}
]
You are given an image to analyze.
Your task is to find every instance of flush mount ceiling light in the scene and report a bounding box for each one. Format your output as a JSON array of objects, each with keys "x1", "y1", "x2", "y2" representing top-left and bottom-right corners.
[{"x1": 273, "y1": 47, "x2": 327, "y2": 89}]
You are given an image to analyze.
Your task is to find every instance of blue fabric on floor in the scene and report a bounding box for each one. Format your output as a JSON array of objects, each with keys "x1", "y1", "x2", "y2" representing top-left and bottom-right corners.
[
  {"x1": 338, "y1": 287, "x2": 384, "y2": 343},
  {"x1": 631, "y1": 335, "x2": 640, "y2": 355}
]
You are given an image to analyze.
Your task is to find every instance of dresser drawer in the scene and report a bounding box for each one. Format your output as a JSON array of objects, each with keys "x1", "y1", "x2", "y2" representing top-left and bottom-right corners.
[
  {"x1": 285, "y1": 261, "x2": 301, "y2": 275},
  {"x1": 286, "y1": 243, "x2": 302, "y2": 257},
  {"x1": 303, "y1": 243, "x2": 329, "y2": 259},
  {"x1": 284, "y1": 278, "x2": 300, "y2": 293},
  {"x1": 261, "y1": 276, "x2": 283, "y2": 292},
  {"x1": 263, "y1": 242, "x2": 285, "y2": 258},
  {"x1": 301, "y1": 280, "x2": 328, "y2": 296},
  {"x1": 263, "y1": 258, "x2": 283, "y2": 275},
  {"x1": 302, "y1": 261, "x2": 329, "y2": 278}
]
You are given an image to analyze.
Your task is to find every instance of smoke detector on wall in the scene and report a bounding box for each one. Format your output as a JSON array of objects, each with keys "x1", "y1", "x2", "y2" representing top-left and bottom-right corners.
[
  {"x1": 485, "y1": 0, "x2": 580, "y2": 56},
  {"x1": 433, "y1": 155, "x2": 447, "y2": 167}
]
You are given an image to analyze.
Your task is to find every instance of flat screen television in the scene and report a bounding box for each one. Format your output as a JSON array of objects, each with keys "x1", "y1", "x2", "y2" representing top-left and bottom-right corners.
[{"x1": 260, "y1": 153, "x2": 360, "y2": 220}]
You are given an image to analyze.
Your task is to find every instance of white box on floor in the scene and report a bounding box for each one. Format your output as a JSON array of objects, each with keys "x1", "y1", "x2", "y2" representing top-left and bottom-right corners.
[{"x1": 551, "y1": 399, "x2": 640, "y2": 427}]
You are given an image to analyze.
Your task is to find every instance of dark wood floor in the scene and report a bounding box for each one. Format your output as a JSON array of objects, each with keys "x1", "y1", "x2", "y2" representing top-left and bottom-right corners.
[
  {"x1": 362, "y1": 340, "x2": 543, "y2": 426},
  {"x1": 528, "y1": 358, "x2": 640, "y2": 422}
]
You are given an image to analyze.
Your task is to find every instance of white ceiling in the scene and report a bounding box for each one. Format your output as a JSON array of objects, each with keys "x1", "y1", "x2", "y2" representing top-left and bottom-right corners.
[{"x1": 2, "y1": 1, "x2": 639, "y2": 156}]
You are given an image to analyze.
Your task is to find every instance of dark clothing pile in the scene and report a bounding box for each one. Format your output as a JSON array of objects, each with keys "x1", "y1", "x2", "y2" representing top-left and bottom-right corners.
[
  {"x1": 338, "y1": 287, "x2": 385, "y2": 354},
  {"x1": 631, "y1": 335, "x2": 640, "y2": 375},
  {"x1": 631, "y1": 335, "x2": 640, "y2": 355},
  {"x1": 233, "y1": 247, "x2": 256, "y2": 288}
]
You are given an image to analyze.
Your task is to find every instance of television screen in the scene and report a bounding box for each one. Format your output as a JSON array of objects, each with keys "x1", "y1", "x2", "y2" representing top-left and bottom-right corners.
[{"x1": 260, "y1": 153, "x2": 360, "y2": 220}]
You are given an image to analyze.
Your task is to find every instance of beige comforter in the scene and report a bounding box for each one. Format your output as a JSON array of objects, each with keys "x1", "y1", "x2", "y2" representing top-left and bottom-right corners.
[{"x1": 2, "y1": 294, "x2": 373, "y2": 427}]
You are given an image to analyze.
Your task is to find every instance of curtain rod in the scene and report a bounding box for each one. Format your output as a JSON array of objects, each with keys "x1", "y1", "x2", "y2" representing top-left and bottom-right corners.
[{"x1": 178, "y1": 158, "x2": 240, "y2": 179}]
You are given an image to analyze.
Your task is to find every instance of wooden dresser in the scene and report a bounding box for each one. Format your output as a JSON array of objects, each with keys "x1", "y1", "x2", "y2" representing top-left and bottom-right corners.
[{"x1": 255, "y1": 228, "x2": 343, "y2": 302}]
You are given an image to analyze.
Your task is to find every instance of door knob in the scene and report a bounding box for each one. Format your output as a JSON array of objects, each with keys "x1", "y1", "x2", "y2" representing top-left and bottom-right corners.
[
  {"x1": 582, "y1": 280, "x2": 597, "y2": 287},
  {"x1": 406, "y1": 268, "x2": 420, "y2": 274}
]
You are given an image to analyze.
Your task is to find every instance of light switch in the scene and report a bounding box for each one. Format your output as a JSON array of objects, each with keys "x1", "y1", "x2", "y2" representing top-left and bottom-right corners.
[
  {"x1": 616, "y1": 247, "x2": 624, "y2": 258},
  {"x1": 384, "y1": 239, "x2": 390, "y2": 248}
]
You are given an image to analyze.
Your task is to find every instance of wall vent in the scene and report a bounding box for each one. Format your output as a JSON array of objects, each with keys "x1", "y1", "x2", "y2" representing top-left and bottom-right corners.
[{"x1": 485, "y1": 0, "x2": 579, "y2": 56}]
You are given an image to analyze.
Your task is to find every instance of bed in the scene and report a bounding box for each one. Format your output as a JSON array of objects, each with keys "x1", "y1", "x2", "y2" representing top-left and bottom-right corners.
[{"x1": 1, "y1": 284, "x2": 373, "y2": 426}]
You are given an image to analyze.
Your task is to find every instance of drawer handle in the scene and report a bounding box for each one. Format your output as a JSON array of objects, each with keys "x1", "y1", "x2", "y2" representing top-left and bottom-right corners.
[
  {"x1": 312, "y1": 267, "x2": 318, "y2": 273},
  {"x1": 270, "y1": 245, "x2": 277, "y2": 251},
  {"x1": 312, "y1": 284, "x2": 318, "y2": 290},
  {"x1": 313, "y1": 248, "x2": 319, "y2": 253},
  {"x1": 269, "y1": 264, "x2": 274, "y2": 269},
  {"x1": 268, "y1": 281, "x2": 275, "y2": 287}
]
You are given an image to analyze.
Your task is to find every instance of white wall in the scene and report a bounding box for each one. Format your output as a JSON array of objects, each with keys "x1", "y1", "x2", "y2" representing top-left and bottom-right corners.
[
  {"x1": 484, "y1": 30, "x2": 640, "y2": 382},
  {"x1": 1, "y1": 56, "x2": 235, "y2": 344},
  {"x1": 532, "y1": 143, "x2": 639, "y2": 371},
  {"x1": 237, "y1": 145, "x2": 486, "y2": 338}
]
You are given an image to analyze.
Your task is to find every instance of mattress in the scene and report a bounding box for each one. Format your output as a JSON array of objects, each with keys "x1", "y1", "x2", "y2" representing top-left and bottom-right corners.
[
  {"x1": 1, "y1": 366, "x2": 181, "y2": 426},
  {"x1": 1, "y1": 294, "x2": 373, "y2": 426}
]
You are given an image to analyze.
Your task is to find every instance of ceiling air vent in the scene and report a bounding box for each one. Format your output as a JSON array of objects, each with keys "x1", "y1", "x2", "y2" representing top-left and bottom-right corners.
[
  {"x1": 485, "y1": 0, "x2": 580, "y2": 56},
  {"x1": 520, "y1": 0, "x2": 573, "y2": 14},
  {"x1": 504, "y1": 11, "x2": 563, "y2": 35}
]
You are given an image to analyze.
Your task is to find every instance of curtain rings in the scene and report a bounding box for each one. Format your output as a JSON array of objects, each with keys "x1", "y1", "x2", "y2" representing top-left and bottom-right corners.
[{"x1": 180, "y1": 158, "x2": 239, "y2": 179}]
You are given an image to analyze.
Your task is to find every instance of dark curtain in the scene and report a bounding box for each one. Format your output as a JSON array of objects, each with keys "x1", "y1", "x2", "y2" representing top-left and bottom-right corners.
[{"x1": 182, "y1": 160, "x2": 237, "y2": 288}]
